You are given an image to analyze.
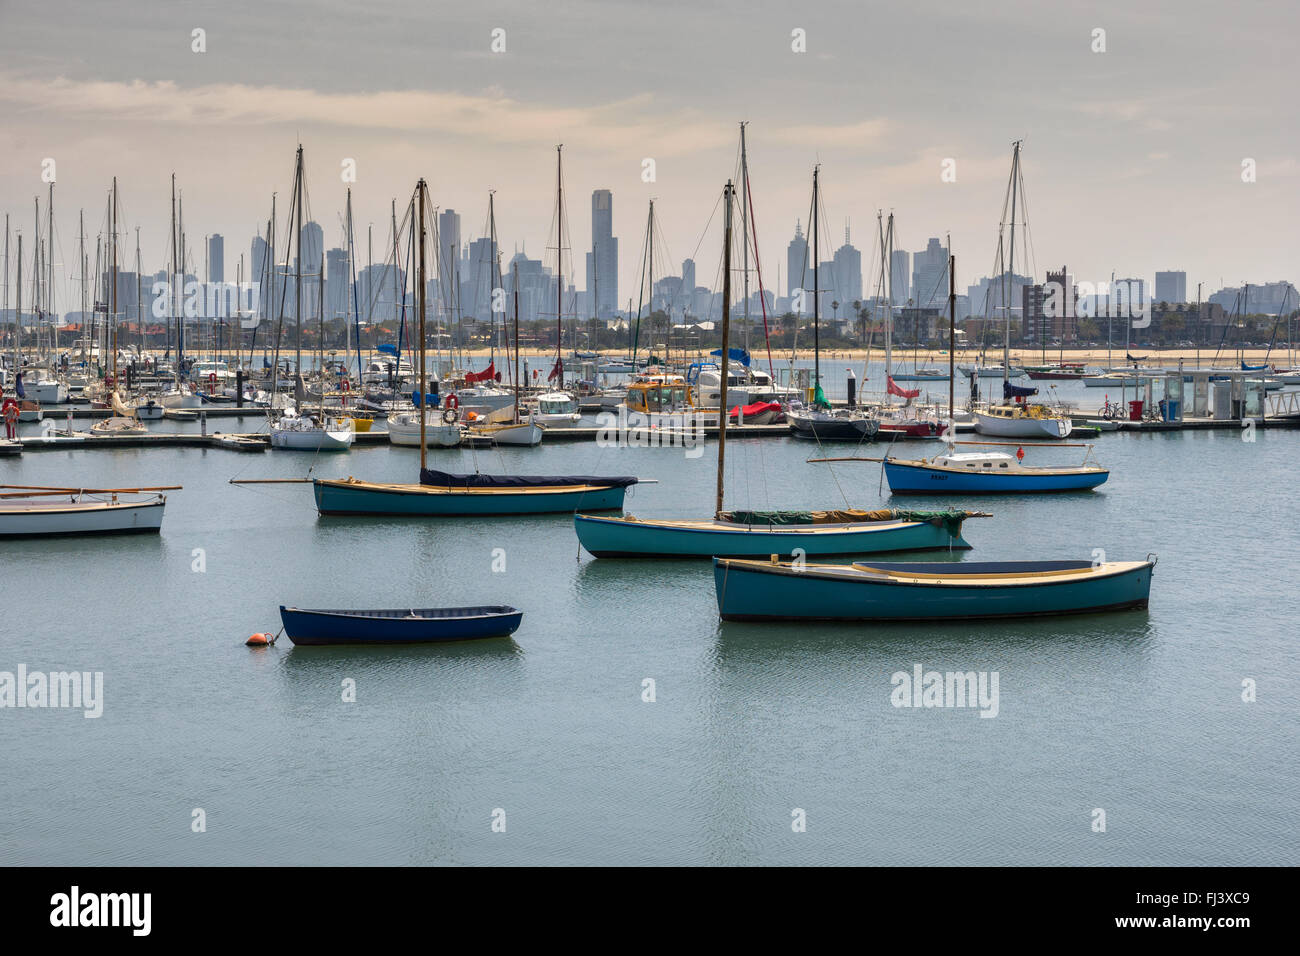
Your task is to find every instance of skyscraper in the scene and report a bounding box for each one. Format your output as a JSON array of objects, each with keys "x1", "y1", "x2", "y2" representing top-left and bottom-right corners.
[
  {"x1": 207, "y1": 234, "x2": 224, "y2": 283},
  {"x1": 438, "y1": 209, "x2": 462, "y2": 311},
  {"x1": 1155, "y1": 270, "x2": 1187, "y2": 304},
  {"x1": 786, "y1": 220, "x2": 808, "y2": 303},
  {"x1": 586, "y1": 189, "x2": 618, "y2": 318},
  {"x1": 250, "y1": 235, "x2": 269, "y2": 318},
  {"x1": 832, "y1": 226, "x2": 862, "y2": 304},
  {"x1": 890, "y1": 250, "x2": 910, "y2": 305},
  {"x1": 911, "y1": 238, "x2": 947, "y2": 309},
  {"x1": 325, "y1": 247, "x2": 349, "y2": 319}
]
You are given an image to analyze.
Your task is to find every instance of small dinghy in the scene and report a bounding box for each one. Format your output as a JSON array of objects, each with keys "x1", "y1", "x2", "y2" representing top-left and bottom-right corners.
[
  {"x1": 278, "y1": 605, "x2": 524, "y2": 645},
  {"x1": 713, "y1": 557, "x2": 1156, "y2": 622}
]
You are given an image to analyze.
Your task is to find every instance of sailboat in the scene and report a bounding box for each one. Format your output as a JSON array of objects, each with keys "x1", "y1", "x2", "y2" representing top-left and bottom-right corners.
[
  {"x1": 972, "y1": 142, "x2": 1072, "y2": 440},
  {"x1": 785, "y1": 167, "x2": 878, "y2": 441},
  {"x1": 312, "y1": 176, "x2": 638, "y2": 516},
  {"x1": 575, "y1": 180, "x2": 974, "y2": 559},
  {"x1": 268, "y1": 147, "x2": 355, "y2": 452},
  {"x1": 92, "y1": 180, "x2": 147, "y2": 436}
]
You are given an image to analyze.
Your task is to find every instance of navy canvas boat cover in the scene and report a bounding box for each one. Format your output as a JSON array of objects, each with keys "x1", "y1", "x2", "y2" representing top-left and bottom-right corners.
[
  {"x1": 1003, "y1": 380, "x2": 1039, "y2": 398},
  {"x1": 420, "y1": 469, "x2": 638, "y2": 489}
]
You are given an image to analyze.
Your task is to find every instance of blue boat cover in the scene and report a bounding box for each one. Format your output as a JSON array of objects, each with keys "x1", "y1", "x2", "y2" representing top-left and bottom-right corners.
[
  {"x1": 709, "y1": 347, "x2": 752, "y2": 367},
  {"x1": 377, "y1": 343, "x2": 399, "y2": 356},
  {"x1": 1003, "y1": 380, "x2": 1038, "y2": 398},
  {"x1": 420, "y1": 469, "x2": 638, "y2": 489},
  {"x1": 411, "y1": 390, "x2": 441, "y2": 407}
]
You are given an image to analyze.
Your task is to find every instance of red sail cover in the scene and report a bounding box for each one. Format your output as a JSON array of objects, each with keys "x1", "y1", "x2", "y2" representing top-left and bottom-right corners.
[
  {"x1": 547, "y1": 358, "x2": 563, "y2": 382},
  {"x1": 465, "y1": 361, "x2": 496, "y2": 383},
  {"x1": 887, "y1": 375, "x2": 921, "y2": 399}
]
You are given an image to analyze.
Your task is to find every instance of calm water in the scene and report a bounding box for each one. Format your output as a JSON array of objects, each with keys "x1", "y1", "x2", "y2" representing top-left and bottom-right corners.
[{"x1": 2, "y1": 384, "x2": 1297, "y2": 865}]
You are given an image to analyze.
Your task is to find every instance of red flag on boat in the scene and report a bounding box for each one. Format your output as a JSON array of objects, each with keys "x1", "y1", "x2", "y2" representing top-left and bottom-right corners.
[
  {"x1": 547, "y1": 357, "x2": 564, "y2": 382},
  {"x1": 465, "y1": 361, "x2": 496, "y2": 383},
  {"x1": 886, "y1": 375, "x2": 921, "y2": 399}
]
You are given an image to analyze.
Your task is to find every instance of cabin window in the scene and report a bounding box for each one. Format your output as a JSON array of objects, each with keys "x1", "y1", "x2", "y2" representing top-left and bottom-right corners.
[
  {"x1": 647, "y1": 388, "x2": 660, "y2": 411},
  {"x1": 982, "y1": 462, "x2": 992, "y2": 468},
  {"x1": 999, "y1": 463, "x2": 1008, "y2": 468}
]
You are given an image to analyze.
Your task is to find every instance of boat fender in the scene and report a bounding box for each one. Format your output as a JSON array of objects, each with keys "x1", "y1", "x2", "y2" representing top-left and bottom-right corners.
[
  {"x1": 446, "y1": 394, "x2": 459, "y2": 410},
  {"x1": 442, "y1": 407, "x2": 459, "y2": 424}
]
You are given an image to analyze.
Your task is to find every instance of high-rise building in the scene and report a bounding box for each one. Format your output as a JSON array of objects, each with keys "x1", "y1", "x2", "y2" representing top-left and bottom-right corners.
[
  {"x1": 207, "y1": 234, "x2": 224, "y2": 283},
  {"x1": 438, "y1": 209, "x2": 462, "y2": 312},
  {"x1": 832, "y1": 227, "x2": 862, "y2": 304},
  {"x1": 682, "y1": 258, "x2": 695, "y2": 295},
  {"x1": 786, "y1": 220, "x2": 808, "y2": 303},
  {"x1": 890, "y1": 250, "x2": 910, "y2": 305},
  {"x1": 464, "y1": 236, "x2": 497, "y2": 320},
  {"x1": 586, "y1": 189, "x2": 618, "y2": 319},
  {"x1": 250, "y1": 235, "x2": 270, "y2": 319},
  {"x1": 325, "y1": 247, "x2": 349, "y2": 318},
  {"x1": 911, "y1": 238, "x2": 948, "y2": 309},
  {"x1": 1155, "y1": 270, "x2": 1187, "y2": 304}
]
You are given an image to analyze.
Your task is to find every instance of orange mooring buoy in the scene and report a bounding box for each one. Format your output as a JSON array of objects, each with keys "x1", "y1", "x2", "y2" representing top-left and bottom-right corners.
[{"x1": 245, "y1": 632, "x2": 272, "y2": 647}]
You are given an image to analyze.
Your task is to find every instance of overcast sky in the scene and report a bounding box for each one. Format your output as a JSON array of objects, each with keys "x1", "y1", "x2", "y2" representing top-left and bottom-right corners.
[{"x1": 1, "y1": 0, "x2": 1296, "y2": 308}]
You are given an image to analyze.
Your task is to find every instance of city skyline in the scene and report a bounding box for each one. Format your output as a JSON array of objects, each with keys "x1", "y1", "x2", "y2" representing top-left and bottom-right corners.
[{"x1": 0, "y1": 1, "x2": 1296, "y2": 320}]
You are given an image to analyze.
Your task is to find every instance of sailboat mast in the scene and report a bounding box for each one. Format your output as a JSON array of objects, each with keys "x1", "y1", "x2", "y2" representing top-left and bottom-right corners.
[
  {"x1": 294, "y1": 145, "x2": 303, "y2": 383},
  {"x1": 716, "y1": 181, "x2": 734, "y2": 519},
  {"x1": 110, "y1": 178, "x2": 118, "y2": 385},
  {"x1": 948, "y1": 253, "x2": 956, "y2": 424},
  {"x1": 881, "y1": 211, "x2": 892, "y2": 395},
  {"x1": 417, "y1": 180, "x2": 428, "y2": 470},
  {"x1": 47, "y1": 182, "x2": 54, "y2": 346},
  {"x1": 555, "y1": 145, "x2": 564, "y2": 381},
  {"x1": 170, "y1": 175, "x2": 178, "y2": 380},
  {"x1": 1004, "y1": 141, "x2": 1020, "y2": 383},
  {"x1": 14, "y1": 234, "x2": 21, "y2": 372},
  {"x1": 740, "y1": 123, "x2": 750, "y2": 353},
  {"x1": 513, "y1": 263, "x2": 521, "y2": 423},
  {"x1": 488, "y1": 190, "x2": 497, "y2": 368},
  {"x1": 812, "y1": 166, "x2": 820, "y2": 392}
]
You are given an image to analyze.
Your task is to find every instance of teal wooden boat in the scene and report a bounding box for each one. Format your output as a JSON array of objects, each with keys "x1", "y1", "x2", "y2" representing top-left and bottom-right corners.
[
  {"x1": 713, "y1": 556, "x2": 1155, "y2": 621},
  {"x1": 314, "y1": 471, "x2": 636, "y2": 516},
  {"x1": 575, "y1": 508, "x2": 974, "y2": 558}
]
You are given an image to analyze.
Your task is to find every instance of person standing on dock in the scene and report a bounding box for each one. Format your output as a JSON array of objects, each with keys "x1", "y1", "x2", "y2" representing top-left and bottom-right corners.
[{"x1": 1, "y1": 391, "x2": 17, "y2": 440}]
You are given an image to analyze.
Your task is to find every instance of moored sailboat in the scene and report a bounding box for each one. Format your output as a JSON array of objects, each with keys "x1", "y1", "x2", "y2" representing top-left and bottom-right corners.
[{"x1": 311, "y1": 175, "x2": 638, "y2": 517}]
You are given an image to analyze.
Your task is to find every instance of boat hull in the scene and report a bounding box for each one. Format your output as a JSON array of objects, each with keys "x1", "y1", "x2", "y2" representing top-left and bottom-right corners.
[
  {"x1": 972, "y1": 412, "x2": 1072, "y2": 439},
  {"x1": 574, "y1": 513, "x2": 969, "y2": 558},
  {"x1": 313, "y1": 478, "x2": 628, "y2": 516},
  {"x1": 883, "y1": 460, "x2": 1108, "y2": 493},
  {"x1": 714, "y1": 558, "x2": 1153, "y2": 621},
  {"x1": 280, "y1": 605, "x2": 522, "y2": 645},
  {"x1": 787, "y1": 413, "x2": 877, "y2": 441},
  {"x1": 270, "y1": 428, "x2": 355, "y2": 451},
  {"x1": 0, "y1": 499, "x2": 165, "y2": 537}
]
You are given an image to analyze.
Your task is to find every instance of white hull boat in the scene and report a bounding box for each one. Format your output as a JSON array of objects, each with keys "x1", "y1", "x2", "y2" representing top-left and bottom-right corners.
[
  {"x1": 466, "y1": 421, "x2": 544, "y2": 446},
  {"x1": 270, "y1": 413, "x2": 355, "y2": 451},
  {"x1": 386, "y1": 410, "x2": 462, "y2": 447},
  {"x1": 973, "y1": 404, "x2": 1073, "y2": 439},
  {"x1": 0, "y1": 493, "x2": 166, "y2": 537}
]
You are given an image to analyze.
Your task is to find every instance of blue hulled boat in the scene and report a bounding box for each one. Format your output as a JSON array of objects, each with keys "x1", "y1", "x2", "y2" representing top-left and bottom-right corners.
[
  {"x1": 279, "y1": 605, "x2": 523, "y2": 645},
  {"x1": 314, "y1": 470, "x2": 636, "y2": 516},
  {"x1": 713, "y1": 557, "x2": 1155, "y2": 622},
  {"x1": 574, "y1": 508, "x2": 974, "y2": 558},
  {"x1": 883, "y1": 451, "x2": 1108, "y2": 494}
]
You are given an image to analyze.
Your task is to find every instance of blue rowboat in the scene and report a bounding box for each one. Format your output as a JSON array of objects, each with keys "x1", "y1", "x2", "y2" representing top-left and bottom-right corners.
[
  {"x1": 279, "y1": 605, "x2": 523, "y2": 645},
  {"x1": 713, "y1": 557, "x2": 1154, "y2": 622},
  {"x1": 313, "y1": 470, "x2": 636, "y2": 516},
  {"x1": 883, "y1": 451, "x2": 1108, "y2": 494},
  {"x1": 574, "y1": 508, "x2": 973, "y2": 558}
]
